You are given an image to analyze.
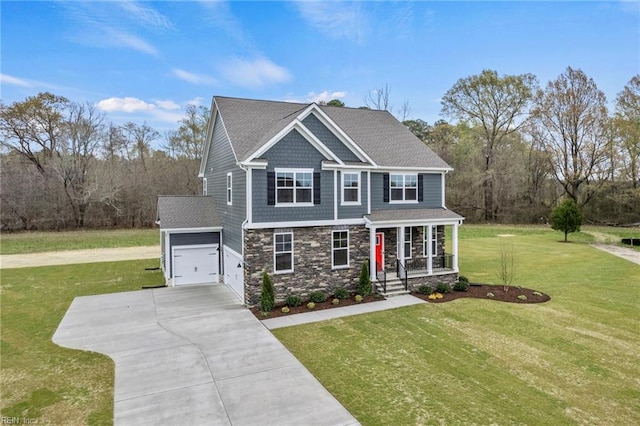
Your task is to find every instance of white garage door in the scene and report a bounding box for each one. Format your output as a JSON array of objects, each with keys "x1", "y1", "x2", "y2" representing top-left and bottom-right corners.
[
  {"x1": 173, "y1": 244, "x2": 219, "y2": 286},
  {"x1": 223, "y1": 247, "x2": 244, "y2": 303}
]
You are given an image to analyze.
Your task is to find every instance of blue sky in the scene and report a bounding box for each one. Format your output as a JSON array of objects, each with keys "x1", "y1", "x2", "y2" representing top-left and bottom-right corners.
[{"x1": 2, "y1": 1, "x2": 639, "y2": 133}]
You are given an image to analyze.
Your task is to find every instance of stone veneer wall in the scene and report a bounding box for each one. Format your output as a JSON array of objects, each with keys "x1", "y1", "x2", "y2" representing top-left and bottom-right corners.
[
  {"x1": 406, "y1": 272, "x2": 458, "y2": 291},
  {"x1": 243, "y1": 225, "x2": 370, "y2": 306}
]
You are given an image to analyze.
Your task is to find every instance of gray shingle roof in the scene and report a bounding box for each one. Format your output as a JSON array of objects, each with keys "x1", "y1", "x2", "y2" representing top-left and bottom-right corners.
[
  {"x1": 156, "y1": 196, "x2": 221, "y2": 229},
  {"x1": 365, "y1": 208, "x2": 464, "y2": 224},
  {"x1": 214, "y1": 96, "x2": 451, "y2": 169}
]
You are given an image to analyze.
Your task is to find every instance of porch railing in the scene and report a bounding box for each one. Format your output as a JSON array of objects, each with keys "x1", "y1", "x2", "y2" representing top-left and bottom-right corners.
[
  {"x1": 396, "y1": 259, "x2": 408, "y2": 291},
  {"x1": 376, "y1": 268, "x2": 387, "y2": 294},
  {"x1": 403, "y1": 254, "x2": 454, "y2": 276}
]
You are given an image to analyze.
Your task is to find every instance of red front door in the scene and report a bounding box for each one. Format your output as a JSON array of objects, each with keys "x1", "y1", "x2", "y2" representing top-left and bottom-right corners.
[{"x1": 375, "y1": 232, "x2": 384, "y2": 271}]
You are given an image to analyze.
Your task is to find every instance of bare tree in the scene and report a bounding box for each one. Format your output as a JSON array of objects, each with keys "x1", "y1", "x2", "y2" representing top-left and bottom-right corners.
[
  {"x1": 364, "y1": 84, "x2": 392, "y2": 111},
  {"x1": 530, "y1": 67, "x2": 609, "y2": 206}
]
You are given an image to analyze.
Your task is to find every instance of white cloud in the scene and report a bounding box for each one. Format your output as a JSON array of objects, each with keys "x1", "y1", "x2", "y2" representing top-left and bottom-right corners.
[
  {"x1": 295, "y1": 1, "x2": 367, "y2": 43},
  {"x1": 186, "y1": 97, "x2": 205, "y2": 106},
  {"x1": 219, "y1": 57, "x2": 291, "y2": 88},
  {"x1": 1, "y1": 73, "x2": 32, "y2": 87},
  {"x1": 307, "y1": 91, "x2": 347, "y2": 103},
  {"x1": 117, "y1": 1, "x2": 173, "y2": 30},
  {"x1": 105, "y1": 28, "x2": 158, "y2": 55},
  {"x1": 96, "y1": 97, "x2": 157, "y2": 113},
  {"x1": 154, "y1": 100, "x2": 181, "y2": 110},
  {"x1": 172, "y1": 69, "x2": 217, "y2": 86}
]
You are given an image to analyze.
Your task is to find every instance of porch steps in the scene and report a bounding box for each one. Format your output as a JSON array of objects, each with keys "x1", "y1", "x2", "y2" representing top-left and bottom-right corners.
[{"x1": 376, "y1": 279, "x2": 410, "y2": 298}]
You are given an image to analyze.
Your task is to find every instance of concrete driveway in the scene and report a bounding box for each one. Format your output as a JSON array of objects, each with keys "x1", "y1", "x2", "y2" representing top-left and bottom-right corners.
[{"x1": 53, "y1": 284, "x2": 358, "y2": 425}]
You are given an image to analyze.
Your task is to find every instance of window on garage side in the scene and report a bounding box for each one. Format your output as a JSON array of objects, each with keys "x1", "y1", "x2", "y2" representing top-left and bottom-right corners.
[
  {"x1": 226, "y1": 172, "x2": 232, "y2": 205},
  {"x1": 274, "y1": 232, "x2": 293, "y2": 273},
  {"x1": 332, "y1": 230, "x2": 349, "y2": 268}
]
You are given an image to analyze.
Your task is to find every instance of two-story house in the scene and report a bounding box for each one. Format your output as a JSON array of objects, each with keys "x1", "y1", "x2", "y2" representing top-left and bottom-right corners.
[{"x1": 157, "y1": 96, "x2": 464, "y2": 306}]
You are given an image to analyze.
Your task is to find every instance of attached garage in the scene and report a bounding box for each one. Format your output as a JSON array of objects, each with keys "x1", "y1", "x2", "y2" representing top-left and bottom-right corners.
[
  {"x1": 157, "y1": 196, "x2": 223, "y2": 288},
  {"x1": 223, "y1": 246, "x2": 244, "y2": 303}
]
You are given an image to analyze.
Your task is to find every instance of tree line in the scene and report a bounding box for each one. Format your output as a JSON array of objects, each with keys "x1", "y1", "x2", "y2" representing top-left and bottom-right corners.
[
  {"x1": 1, "y1": 66, "x2": 638, "y2": 231},
  {"x1": 1, "y1": 93, "x2": 207, "y2": 230}
]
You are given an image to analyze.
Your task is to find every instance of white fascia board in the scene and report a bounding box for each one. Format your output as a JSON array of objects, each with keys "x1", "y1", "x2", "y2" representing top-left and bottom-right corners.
[
  {"x1": 373, "y1": 166, "x2": 453, "y2": 173},
  {"x1": 321, "y1": 161, "x2": 374, "y2": 171},
  {"x1": 244, "y1": 218, "x2": 365, "y2": 229},
  {"x1": 363, "y1": 217, "x2": 462, "y2": 228},
  {"x1": 239, "y1": 159, "x2": 268, "y2": 169},
  {"x1": 162, "y1": 227, "x2": 223, "y2": 233},
  {"x1": 198, "y1": 98, "x2": 218, "y2": 177},
  {"x1": 301, "y1": 106, "x2": 377, "y2": 166}
]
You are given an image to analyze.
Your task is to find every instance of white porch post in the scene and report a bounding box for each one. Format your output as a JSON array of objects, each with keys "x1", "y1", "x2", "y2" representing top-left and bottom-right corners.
[
  {"x1": 369, "y1": 226, "x2": 377, "y2": 281},
  {"x1": 427, "y1": 224, "x2": 433, "y2": 275},
  {"x1": 452, "y1": 222, "x2": 459, "y2": 272},
  {"x1": 398, "y1": 226, "x2": 405, "y2": 267}
]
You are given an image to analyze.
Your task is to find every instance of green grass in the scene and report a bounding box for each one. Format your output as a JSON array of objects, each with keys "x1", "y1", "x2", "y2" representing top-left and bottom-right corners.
[
  {"x1": 273, "y1": 226, "x2": 640, "y2": 425},
  {"x1": 0, "y1": 260, "x2": 163, "y2": 425},
  {"x1": 0, "y1": 228, "x2": 158, "y2": 255}
]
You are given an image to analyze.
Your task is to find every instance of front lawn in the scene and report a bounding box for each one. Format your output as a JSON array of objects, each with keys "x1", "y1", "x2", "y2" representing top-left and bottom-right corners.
[
  {"x1": 0, "y1": 228, "x2": 158, "y2": 255},
  {"x1": 273, "y1": 228, "x2": 640, "y2": 425},
  {"x1": 0, "y1": 260, "x2": 163, "y2": 425}
]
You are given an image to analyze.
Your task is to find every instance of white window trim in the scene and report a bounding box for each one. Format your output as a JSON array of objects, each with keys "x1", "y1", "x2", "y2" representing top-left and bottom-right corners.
[
  {"x1": 274, "y1": 232, "x2": 294, "y2": 274},
  {"x1": 432, "y1": 226, "x2": 438, "y2": 257},
  {"x1": 331, "y1": 230, "x2": 350, "y2": 269},
  {"x1": 275, "y1": 168, "x2": 314, "y2": 207},
  {"x1": 404, "y1": 227, "x2": 412, "y2": 259},
  {"x1": 203, "y1": 177, "x2": 208, "y2": 196},
  {"x1": 421, "y1": 226, "x2": 439, "y2": 258},
  {"x1": 389, "y1": 173, "x2": 419, "y2": 204},
  {"x1": 226, "y1": 172, "x2": 232, "y2": 205},
  {"x1": 341, "y1": 172, "x2": 361, "y2": 206}
]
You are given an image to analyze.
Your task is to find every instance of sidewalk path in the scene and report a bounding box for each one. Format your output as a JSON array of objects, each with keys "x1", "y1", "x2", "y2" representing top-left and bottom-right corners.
[{"x1": 0, "y1": 246, "x2": 159, "y2": 269}]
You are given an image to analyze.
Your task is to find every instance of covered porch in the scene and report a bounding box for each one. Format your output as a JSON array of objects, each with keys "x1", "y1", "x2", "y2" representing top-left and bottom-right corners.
[{"x1": 364, "y1": 209, "x2": 464, "y2": 294}]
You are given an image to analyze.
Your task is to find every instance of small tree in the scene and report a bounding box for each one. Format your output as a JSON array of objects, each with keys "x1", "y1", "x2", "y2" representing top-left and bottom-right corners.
[
  {"x1": 551, "y1": 199, "x2": 583, "y2": 242},
  {"x1": 358, "y1": 261, "x2": 372, "y2": 296},
  {"x1": 260, "y1": 270, "x2": 275, "y2": 313},
  {"x1": 497, "y1": 241, "x2": 516, "y2": 292}
]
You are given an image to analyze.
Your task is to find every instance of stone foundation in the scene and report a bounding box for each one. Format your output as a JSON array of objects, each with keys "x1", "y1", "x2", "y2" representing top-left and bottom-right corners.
[
  {"x1": 406, "y1": 272, "x2": 458, "y2": 292},
  {"x1": 244, "y1": 225, "x2": 369, "y2": 307}
]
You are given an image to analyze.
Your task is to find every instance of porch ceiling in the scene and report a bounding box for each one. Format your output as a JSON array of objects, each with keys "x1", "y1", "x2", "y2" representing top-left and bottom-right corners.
[{"x1": 364, "y1": 208, "x2": 464, "y2": 227}]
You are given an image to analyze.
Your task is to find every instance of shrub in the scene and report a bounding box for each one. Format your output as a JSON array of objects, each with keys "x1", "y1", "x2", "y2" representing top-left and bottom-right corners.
[
  {"x1": 354, "y1": 294, "x2": 363, "y2": 303},
  {"x1": 281, "y1": 306, "x2": 290, "y2": 314},
  {"x1": 418, "y1": 284, "x2": 433, "y2": 295},
  {"x1": 307, "y1": 302, "x2": 316, "y2": 309},
  {"x1": 453, "y1": 280, "x2": 469, "y2": 292},
  {"x1": 486, "y1": 292, "x2": 495, "y2": 298},
  {"x1": 458, "y1": 275, "x2": 469, "y2": 283},
  {"x1": 333, "y1": 288, "x2": 349, "y2": 299},
  {"x1": 358, "y1": 261, "x2": 372, "y2": 296},
  {"x1": 284, "y1": 295, "x2": 302, "y2": 307},
  {"x1": 517, "y1": 294, "x2": 528, "y2": 301},
  {"x1": 435, "y1": 282, "x2": 452, "y2": 294},
  {"x1": 260, "y1": 271, "x2": 275, "y2": 313},
  {"x1": 532, "y1": 291, "x2": 543, "y2": 296},
  {"x1": 332, "y1": 298, "x2": 340, "y2": 306},
  {"x1": 309, "y1": 291, "x2": 327, "y2": 303}
]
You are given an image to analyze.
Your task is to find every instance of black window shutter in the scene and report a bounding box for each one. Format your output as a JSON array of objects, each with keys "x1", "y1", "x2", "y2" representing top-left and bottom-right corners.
[
  {"x1": 383, "y1": 173, "x2": 389, "y2": 203},
  {"x1": 418, "y1": 174, "x2": 424, "y2": 202},
  {"x1": 267, "y1": 172, "x2": 276, "y2": 205},
  {"x1": 313, "y1": 172, "x2": 321, "y2": 205}
]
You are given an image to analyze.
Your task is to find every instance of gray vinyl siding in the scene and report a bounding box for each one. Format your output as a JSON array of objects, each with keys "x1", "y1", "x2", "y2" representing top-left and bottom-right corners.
[
  {"x1": 301, "y1": 114, "x2": 362, "y2": 162},
  {"x1": 168, "y1": 232, "x2": 221, "y2": 276},
  {"x1": 204, "y1": 113, "x2": 246, "y2": 254},
  {"x1": 337, "y1": 171, "x2": 368, "y2": 219},
  {"x1": 252, "y1": 129, "x2": 333, "y2": 223},
  {"x1": 370, "y1": 172, "x2": 443, "y2": 210}
]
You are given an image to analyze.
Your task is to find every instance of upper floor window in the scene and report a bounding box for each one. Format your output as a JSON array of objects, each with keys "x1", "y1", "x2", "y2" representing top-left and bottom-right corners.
[
  {"x1": 226, "y1": 172, "x2": 232, "y2": 205},
  {"x1": 390, "y1": 173, "x2": 417, "y2": 202},
  {"x1": 341, "y1": 172, "x2": 360, "y2": 205},
  {"x1": 276, "y1": 169, "x2": 312, "y2": 205},
  {"x1": 203, "y1": 177, "x2": 208, "y2": 196}
]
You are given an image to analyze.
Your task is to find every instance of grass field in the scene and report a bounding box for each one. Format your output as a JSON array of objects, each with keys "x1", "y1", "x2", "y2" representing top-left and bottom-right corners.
[
  {"x1": 0, "y1": 228, "x2": 158, "y2": 255},
  {"x1": 0, "y1": 260, "x2": 163, "y2": 425},
  {"x1": 274, "y1": 227, "x2": 640, "y2": 425}
]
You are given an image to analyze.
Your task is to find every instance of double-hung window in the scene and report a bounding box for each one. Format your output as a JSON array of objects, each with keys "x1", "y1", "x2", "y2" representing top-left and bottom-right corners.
[
  {"x1": 274, "y1": 232, "x2": 293, "y2": 273},
  {"x1": 226, "y1": 173, "x2": 232, "y2": 205},
  {"x1": 276, "y1": 169, "x2": 312, "y2": 205},
  {"x1": 390, "y1": 174, "x2": 418, "y2": 202},
  {"x1": 203, "y1": 177, "x2": 208, "y2": 196},
  {"x1": 332, "y1": 230, "x2": 349, "y2": 268},
  {"x1": 341, "y1": 172, "x2": 360, "y2": 205},
  {"x1": 423, "y1": 226, "x2": 438, "y2": 257}
]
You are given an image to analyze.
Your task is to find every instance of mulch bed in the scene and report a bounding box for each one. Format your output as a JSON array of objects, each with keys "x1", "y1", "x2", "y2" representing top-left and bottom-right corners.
[
  {"x1": 251, "y1": 294, "x2": 381, "y2": 319},
  {"x1": 252, "y1": 284, "x2": 550, "y2": 319},
  {"x1": 412, "y1": 283, "x2": 551, "y2": 304}
]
